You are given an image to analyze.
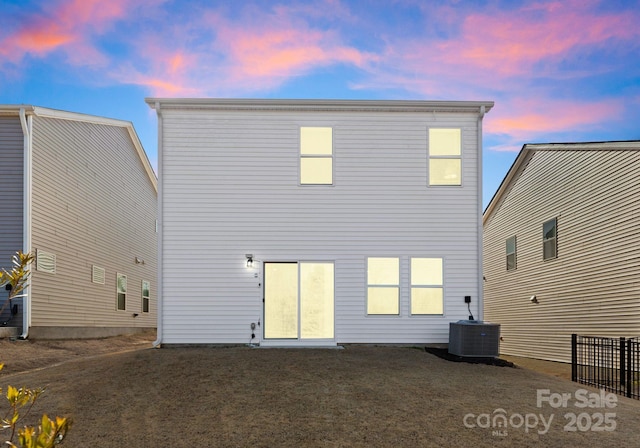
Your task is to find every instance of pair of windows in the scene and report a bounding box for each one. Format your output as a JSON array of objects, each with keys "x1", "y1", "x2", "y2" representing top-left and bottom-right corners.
[
  {"x1": 299, "y1": 127, "x2": 462, "y2": 186},
  {"x1": 116, "y1": 273, "x2": 150, "y2": 313},
  {"x1": 505, "y1": 218, "x2": 557, "y2": 270},
  {"x1": 367, "y1": 257, "x2": 444, "y2": 316}
]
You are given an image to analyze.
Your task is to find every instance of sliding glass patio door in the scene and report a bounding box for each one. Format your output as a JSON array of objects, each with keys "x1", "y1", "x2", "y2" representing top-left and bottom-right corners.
[{"x1": 264, "y1": 262, "x2": 334, "y2": 340}]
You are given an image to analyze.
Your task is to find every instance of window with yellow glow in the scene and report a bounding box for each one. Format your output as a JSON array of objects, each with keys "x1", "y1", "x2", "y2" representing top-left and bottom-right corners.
[
  {"x1": 429, "y1": 128, "x2": 461, "y2": 186},
  {"x1": 300, "y1": 127, "x2": 333, "y2": 184},
  {"x1": 367, "y1": 257, "x2": 399, "y2": 315},
  {"x1": 410, "y1": 258, "x2": 444, "y2": 315}
]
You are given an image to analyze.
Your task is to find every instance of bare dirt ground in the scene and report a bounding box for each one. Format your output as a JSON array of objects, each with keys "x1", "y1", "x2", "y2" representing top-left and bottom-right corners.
[{"x1": 1, "y1": 335, "x2": 638, "y2": 447}]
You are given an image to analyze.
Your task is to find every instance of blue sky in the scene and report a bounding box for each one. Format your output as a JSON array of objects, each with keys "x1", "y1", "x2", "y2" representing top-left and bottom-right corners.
[{"x1": 1, "y1": 0, "x2": 639, "y2": 206}]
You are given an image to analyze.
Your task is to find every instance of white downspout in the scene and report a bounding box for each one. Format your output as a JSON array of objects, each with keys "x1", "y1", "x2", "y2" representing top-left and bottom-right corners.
[
  {"x1": 19, "y1": 108, "x2": 33, "y2": 339},
  {"x1": 477, "y1": 105, "x2": 486, "y2": 321},
  {"x1": 152, "y1": 102, "x2": 163, "y2": 347}
]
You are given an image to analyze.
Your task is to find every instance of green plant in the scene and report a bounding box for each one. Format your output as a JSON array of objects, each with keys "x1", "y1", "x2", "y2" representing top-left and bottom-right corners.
[
  {"x1": 1, "y1": 251, "x2": 71, "y2": 447},
  {"x1": 0, "y1": 251, "x2": 35, "y2": 318}
]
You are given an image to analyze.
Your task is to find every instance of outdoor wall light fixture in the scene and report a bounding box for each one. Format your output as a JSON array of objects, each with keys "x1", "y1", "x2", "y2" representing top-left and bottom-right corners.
[
  {"x1": 530, "y1": 295, "x2": 538, "y2": 304},
  {"x1": 135, "y1": 257, "x2": 145, "y2": 265},
  {"x1": 246, "y1": 254, "x2": 254, "y2": 268}
]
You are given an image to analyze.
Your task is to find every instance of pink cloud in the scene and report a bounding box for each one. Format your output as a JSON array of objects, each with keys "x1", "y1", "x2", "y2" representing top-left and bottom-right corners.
[
  {"x1": 484, "y1": 97, "x2": 624, "y2": 151},
  {"x1": 446, "y1": 0, "x2": 640, "y2": 76},
  {"x1": 119, "y1": 3, "x2": 377, "y2": 97},
  {"x1": 0, "y1": 0, "x2": 158, "y2": 67},
  {"x1": 209, "y1": 9, "x2": 376, "y2": 89},
  {"x1": 113, "y1": 47, "x2": 203, "y2": 97},
  {"x1": 355, "y1": 0, "x2": 640, "y2": 95}
]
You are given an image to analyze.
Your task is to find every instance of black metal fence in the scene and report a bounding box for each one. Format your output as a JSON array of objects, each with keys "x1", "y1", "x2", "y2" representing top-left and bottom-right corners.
[{"x1": 571, "y1": 334, "x2": 640, "y2": 399}]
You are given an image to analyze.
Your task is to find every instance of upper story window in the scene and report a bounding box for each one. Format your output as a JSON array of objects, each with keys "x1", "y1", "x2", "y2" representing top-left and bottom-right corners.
[
  {"x1": 506, "y1": 236, "x2": 517, "y2": 270},
  {"x1": 300, "y1": 127, "x2": 333, "y2": 185},
  {"x1": 543, "y1": 218, "x2": 557, "y2": 260},
  {"x1": 429, "y1": 128, "x2": 461, "y2": 186},
  {"x1": 367, "y1": 257, "x2": 399, "y2": 315}
]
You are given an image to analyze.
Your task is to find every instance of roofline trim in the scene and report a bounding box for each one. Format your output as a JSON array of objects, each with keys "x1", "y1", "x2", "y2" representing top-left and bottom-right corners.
[{"x1": 145, "y1": 98, "x2": 494, "y2": 113}]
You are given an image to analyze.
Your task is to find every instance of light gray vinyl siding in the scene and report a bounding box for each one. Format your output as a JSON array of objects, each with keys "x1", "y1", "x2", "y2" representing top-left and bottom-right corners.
[
  {"x1": 29, "y1": 116, "x2": 157, "y2": 329},
  {"x1": 484, "y1": 145, "x2": 640, "y2": 363},
  {"x1": 160, "y1": 106, "x2": 484, "y2": 344},
  {"x1": 0, "y1": 116, "x2": 23, "y2": 325}
]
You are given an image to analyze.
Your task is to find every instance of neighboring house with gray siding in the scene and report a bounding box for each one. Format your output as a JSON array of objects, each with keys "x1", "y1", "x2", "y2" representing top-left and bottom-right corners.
[
  {"x1": 0, "y1": 105, "x2": 157, "y2": 338},
  {"x1": 147, "y1": 98, "x2": 492, "y2": 346},
  {"x1": 483, "y1": 141, "x2": 640, "y2": 363}
]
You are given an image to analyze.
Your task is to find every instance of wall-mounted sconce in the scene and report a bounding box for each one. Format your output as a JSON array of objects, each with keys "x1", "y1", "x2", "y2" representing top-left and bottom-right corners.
[
  {"x1": 132, "y1": 313, "x2": 139, "y2": 318},
  {"x1": 530, "y1": 295, "x2": 538, "y2": 304},
  {"x1": 246, "y1": 254, "x2": 254, "y2": 268},
  {"x1": 135, "y1": 257, "x2": 145, "y2": 265}
]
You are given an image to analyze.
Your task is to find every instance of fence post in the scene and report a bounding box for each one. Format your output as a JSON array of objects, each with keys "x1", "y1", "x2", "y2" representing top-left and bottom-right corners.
[
  {"x1": 627, "y1": 340, "x2": 632, "y2": 399},
  {"x1": 620, "y1": 337, "x2": 626, "y2": 396},
  {"x1": 571, "y1": 334, "x2": 577, "y2": 382}
]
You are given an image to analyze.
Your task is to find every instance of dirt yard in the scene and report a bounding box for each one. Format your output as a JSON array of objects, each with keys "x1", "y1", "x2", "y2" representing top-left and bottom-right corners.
[{"x1": 1, "y1": 335, "x2": 638, "y2": 447}]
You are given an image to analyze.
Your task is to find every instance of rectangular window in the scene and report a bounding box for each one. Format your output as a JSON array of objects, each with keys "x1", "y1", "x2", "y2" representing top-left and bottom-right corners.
[
  {"x1": 429, "y1": 128, "x2": 461, "y2": 186},
  {"x1": 543, "y1": 218, "x2": 557, "y2": 260},
  {"x1": 142, "y1": 280, "x2": 150, "y2": 313},
  {"x1": 116, "y1": 273, "x2": 127, "y2": 311},
  {"x1": 367, "y1": 257, "x2": 399, "y2": 315},
  {"x1": 506, "y1": 236, "x2": 517, "y2": 271},
  {"x1": 410, "y1": 258, "x2": 444, "y2": 315},
  {"x1": 300, "y1": 127, "x2": 333, "y2": 184}
]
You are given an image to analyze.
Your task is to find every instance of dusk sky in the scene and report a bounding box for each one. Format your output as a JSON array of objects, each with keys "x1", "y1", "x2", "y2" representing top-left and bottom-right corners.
[{"x1": 1, "y1": 0, "x2": 639, "y2": 206}]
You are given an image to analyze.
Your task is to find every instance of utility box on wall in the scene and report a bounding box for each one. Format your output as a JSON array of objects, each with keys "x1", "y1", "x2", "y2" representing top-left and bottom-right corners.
[{"x1": 448, "y1": 320, "x2": 500, "y2": 357}]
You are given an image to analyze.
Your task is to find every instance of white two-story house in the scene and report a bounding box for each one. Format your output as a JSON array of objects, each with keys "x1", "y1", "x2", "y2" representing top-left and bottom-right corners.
[{"x1": 147, "y1": 98, "x2": 492, "y2": 346}]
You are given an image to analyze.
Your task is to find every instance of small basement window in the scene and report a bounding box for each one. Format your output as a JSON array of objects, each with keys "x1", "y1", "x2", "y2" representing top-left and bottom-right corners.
[
  {"x1": 506, "y1": 236, "x2": 517, "y2": 270},
  {"x1": 543, "y1": 218, "x2": 557, "y2": 260}
]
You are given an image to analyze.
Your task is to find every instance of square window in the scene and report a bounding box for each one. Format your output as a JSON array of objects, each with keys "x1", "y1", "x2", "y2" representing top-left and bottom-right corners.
[
  {"x1": 429, "y1": 129, "x2": 461, "y2": 156},
  {"x1": 411, "y1": 288, "x2": 443, "y2": 314},
  {"x1": 300, "y1": 157, "x2": 332, "y2": 184},
  {"x1": 367, "y1": 287, "x2": 400, "y2": 315}
]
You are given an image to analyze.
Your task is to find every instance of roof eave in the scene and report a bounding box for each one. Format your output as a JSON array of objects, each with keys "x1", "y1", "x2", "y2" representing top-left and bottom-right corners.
[{"x1": 145, "y1": 98, "x2": 494, "y2": 114}]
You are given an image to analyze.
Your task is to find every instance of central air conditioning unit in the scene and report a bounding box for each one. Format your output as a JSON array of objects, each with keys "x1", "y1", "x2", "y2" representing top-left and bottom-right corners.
[{"x1": 448, "y1": 320, "x2": 500, "y2": 357}]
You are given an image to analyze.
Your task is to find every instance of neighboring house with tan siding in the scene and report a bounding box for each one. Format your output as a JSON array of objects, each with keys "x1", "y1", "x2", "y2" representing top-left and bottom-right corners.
[
  {"x1": 147, "y1": 98, "x2": 492, "y2": 346},
  {"x1": 0, "y1": 105, "x2": 157, "y2": 339},
  {"x1": 483, "y1": 141, "x2": 640, "y2": 363}
]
